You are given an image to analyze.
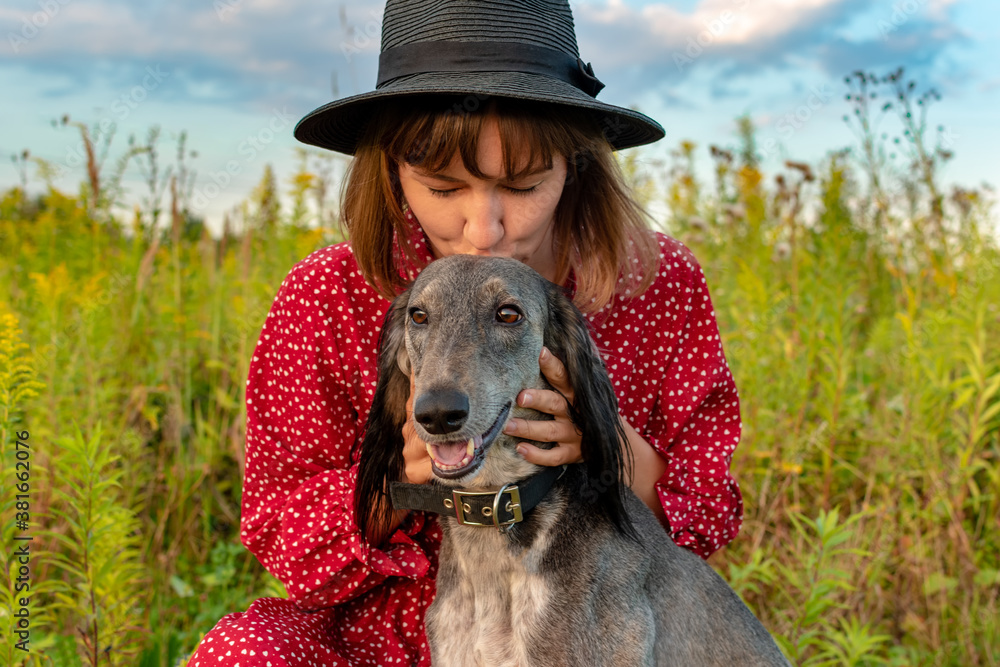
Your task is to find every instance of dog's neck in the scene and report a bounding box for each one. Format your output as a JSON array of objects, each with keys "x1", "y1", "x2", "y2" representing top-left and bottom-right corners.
[
  {"x1": 444, "y1": 479, "x2": 569, "y2": 554},
  {"x1": 389, "y1": 464, "x2": 566, "y2": 540}
]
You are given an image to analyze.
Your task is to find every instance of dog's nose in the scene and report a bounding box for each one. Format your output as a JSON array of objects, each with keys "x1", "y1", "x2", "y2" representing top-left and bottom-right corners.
[{"x1": 413, "y1": 390, "x2": 469, "y2": 435}]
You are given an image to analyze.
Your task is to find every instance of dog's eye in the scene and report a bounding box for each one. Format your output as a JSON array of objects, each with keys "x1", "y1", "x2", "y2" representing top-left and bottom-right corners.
[
  {"x1": 496, "y1": 306, "x2": 523, "y2": 324},
  {"x1": 410, "y1": 309, "x2": 428, "y2": 325}
]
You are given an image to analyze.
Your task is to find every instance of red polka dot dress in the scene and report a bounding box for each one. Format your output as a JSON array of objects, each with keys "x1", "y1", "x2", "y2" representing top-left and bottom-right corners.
[{"x1": 188, "y1": 212, "x2": 744, "y2": 666}]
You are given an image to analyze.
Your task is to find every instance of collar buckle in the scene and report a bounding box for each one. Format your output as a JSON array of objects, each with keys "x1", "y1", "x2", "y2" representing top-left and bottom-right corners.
[{"x1": 448, "y1": 484, "x2": 523, "y2": 530}]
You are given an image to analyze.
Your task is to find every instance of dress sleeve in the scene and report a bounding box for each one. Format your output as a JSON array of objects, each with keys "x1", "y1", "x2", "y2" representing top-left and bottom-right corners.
[
  {"x1": 641, "y1": 244, "x2": 744, "y2": 559},
  {"x1": 239, "y1": 257, "x2": 433, "y2": 610}
]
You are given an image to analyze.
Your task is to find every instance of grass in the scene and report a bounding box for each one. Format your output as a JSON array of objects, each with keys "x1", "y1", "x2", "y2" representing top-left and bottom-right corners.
[{"x1": 0, "y1": 67, "x2": 997, "y2": 665}]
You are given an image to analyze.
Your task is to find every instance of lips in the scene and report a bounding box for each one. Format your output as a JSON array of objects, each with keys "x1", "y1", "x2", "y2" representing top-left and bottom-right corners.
[{"x1": 426, "y1": 402, "x2": 512, "y2": 479}]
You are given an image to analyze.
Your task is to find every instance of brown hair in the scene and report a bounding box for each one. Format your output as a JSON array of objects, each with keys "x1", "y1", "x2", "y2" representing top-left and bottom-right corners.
[{"x1": 339, "y1": 96, "x2": 660, "y2": 313}]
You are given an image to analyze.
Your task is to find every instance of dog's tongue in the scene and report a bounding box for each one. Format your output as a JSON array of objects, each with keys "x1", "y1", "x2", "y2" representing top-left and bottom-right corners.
[{"x1": 432, "y1": 436, "x2": 479, "y2": 466}]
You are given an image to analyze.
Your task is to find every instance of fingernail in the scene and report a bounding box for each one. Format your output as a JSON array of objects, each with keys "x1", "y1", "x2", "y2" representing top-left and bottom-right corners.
[
  {"x1": 520, "y1": 392, "x2": 533, "y2": 407},
  {"x1": 540, "y1": 347, "x2": 550, "y2": 361},
  {"x1": 504, "y1": 419, "x2": 519, "y2": 434},
  {"x1": 517, "y1": 445, "x2": 528, "y2": 457}
]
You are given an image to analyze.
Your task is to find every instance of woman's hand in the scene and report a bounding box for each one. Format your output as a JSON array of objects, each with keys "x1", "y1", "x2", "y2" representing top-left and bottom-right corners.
[
  {"x1": 401, "y1": 373, "x2": 434, "y2": 485},
  {"x1": 502, "y1": 346, "x2": 585, "y2": 466},
  {"x1": 501, "y1": 346, "x2": 670, "y2": 530}
]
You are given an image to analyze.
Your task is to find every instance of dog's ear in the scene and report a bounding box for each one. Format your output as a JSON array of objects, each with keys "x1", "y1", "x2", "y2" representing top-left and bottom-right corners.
[
  {"x1": 543, "y1": 283, "x2": 637, "y2": 540},
  {"x1": 354, "y1": 287, "x2": 411, "y2": 542}
]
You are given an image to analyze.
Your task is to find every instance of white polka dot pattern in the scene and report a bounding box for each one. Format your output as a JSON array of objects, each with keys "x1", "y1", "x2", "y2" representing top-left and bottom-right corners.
[{"x1": 188, "y1": 213, "x2": 744, "y2": 665}]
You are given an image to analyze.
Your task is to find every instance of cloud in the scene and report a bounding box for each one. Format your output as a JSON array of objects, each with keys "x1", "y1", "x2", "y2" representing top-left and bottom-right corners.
[
  {"x1": 576, "y1": 0, "x2": 867, "y2": 64},
  {"x1": 816, "y1": 18, "x2": 967, "y2": 79},
  {"x1": 574, "y1": 0, "x2": 967, "y2": 101},
  {"x1": 2, "y1": 0, "x2": 375, "y2": 113},
  {"x1": 0, "y1": 0, "x2": 971, "y2": 115}
]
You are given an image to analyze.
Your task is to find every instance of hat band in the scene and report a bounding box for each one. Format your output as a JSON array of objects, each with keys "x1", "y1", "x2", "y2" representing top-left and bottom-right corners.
[{"x1": 377, "y1": 40, "x2": 606, "y2": 98}]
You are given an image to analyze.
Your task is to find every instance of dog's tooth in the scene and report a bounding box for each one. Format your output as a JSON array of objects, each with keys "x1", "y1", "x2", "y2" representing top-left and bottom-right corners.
[
  {"x1": 426, "y1": 443, "x2": 434, "y2": 459},
  {"x1": 467, "y1": 438, "x2": 474, "y2": 457}
]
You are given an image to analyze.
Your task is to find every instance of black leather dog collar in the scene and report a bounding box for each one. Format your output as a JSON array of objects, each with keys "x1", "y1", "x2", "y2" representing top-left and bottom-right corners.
[{"x1": 390, "y1": 465, "x2": 566, "y2": 530}]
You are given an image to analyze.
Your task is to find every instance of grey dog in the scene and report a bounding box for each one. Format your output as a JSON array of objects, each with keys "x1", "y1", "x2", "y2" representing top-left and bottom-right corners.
[{"x1": 354, "y1": 255, "x2": 791, "y2": 666}]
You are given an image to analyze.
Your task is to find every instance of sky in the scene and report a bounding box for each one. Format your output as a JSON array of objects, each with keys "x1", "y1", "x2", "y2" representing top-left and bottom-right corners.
[{"x1": 2, "y1": 0, "x2": 997, "y2": 236}]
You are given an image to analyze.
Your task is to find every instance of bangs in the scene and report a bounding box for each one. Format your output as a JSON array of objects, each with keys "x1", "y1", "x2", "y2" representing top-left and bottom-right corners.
[{"x1": 382, "y1": 98, "x2": 563, "y2": 181}]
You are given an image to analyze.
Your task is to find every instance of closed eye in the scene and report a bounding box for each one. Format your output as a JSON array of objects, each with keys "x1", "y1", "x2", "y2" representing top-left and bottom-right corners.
[
  {"x1": 428, "y1": 185, "x2": 539, "y2": 198},
  {"x1": 504, "y1": 185, "x2": 538, "y2": 196}
]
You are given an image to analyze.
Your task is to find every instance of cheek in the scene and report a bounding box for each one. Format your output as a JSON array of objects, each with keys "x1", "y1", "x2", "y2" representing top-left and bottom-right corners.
[
  {"x1": 491, "y1": 323, "x2": 538, "y2": 357},
  {"x1": 513, "y1": 197, "x2": 560, "y2": 239},
  {"x1": 504, "y1": 329, "x2": 544, "y2": 378},
  {"x1": 401, "y1": 184, "x2": 447, "y2": 226},
  {"x1": 526, "y1": 182, "x2": 564, "y2": 225},
  {"x1": 412, "y1": 208, "x2": 461, "y2": 244}
]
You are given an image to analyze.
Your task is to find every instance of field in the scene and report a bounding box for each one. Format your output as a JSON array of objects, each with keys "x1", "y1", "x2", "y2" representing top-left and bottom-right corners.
[{"x1": 1, "y1": 69, "x2": 998, "y2": 665}]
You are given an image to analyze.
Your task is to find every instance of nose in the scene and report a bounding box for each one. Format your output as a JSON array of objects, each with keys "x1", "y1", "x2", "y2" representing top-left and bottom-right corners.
[
  {"x1": 413, "y1": 389, "x2": 470, "y2": 435},
  {"x1": 463, "y1": 191, "x2": 504, "y2": 252}
]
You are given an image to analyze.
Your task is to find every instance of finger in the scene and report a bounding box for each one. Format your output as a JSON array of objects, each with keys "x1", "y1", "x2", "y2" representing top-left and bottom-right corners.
[
  {"x1": 407, "y1": 372, "x2": 416, "y2": 412},
  {"x1": 539, "y1": 346, "x2": 574, "y2": 404},
  {"x1": 516, "y1": 388, "x2": 571, "y2": 419},
  {"x1": 516, "y1": 441, "x2": 582, "y2": 466},
  {"x1": 402, "y1": 373, "x2": 433, "y2": 484},
  {"x1": 402, "y1": 420, "x2": 433, "y2": 485},
  {"x1": 404, "y1": 457, "x2": 433, "y2": 485},
  {"x1": 503, "y1": 417, "x2": 579, "y2": 444}
]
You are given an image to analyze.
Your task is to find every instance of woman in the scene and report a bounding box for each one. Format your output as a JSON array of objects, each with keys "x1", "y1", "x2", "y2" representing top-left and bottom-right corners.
[{"x1": 189, "y1": 1, "x2": 743, "y2": 665}]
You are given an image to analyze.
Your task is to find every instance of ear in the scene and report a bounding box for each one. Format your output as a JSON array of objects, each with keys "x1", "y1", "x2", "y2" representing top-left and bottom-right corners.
[
  {"x1": 354, "y1": 288, "x2": 411, "y2": 542},
  {"x1": 543, "y1": 283, "x2": 637, "y2": 540}
]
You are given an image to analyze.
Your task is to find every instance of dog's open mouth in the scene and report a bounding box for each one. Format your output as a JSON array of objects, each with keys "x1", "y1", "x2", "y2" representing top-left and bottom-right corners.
[{"x1": 426, "y1": 402, "x2": 512, "y2": 479}]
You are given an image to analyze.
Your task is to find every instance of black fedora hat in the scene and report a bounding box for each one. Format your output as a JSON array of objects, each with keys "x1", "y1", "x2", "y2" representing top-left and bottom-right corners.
[{"x1": 294, "y1": 0, "x2": 665, "y2": 155}]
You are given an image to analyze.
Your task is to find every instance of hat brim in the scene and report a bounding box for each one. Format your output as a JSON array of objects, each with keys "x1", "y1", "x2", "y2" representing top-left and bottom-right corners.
[{"x1": 293, "y1": 71, "x2": 665, "y2": 155}]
